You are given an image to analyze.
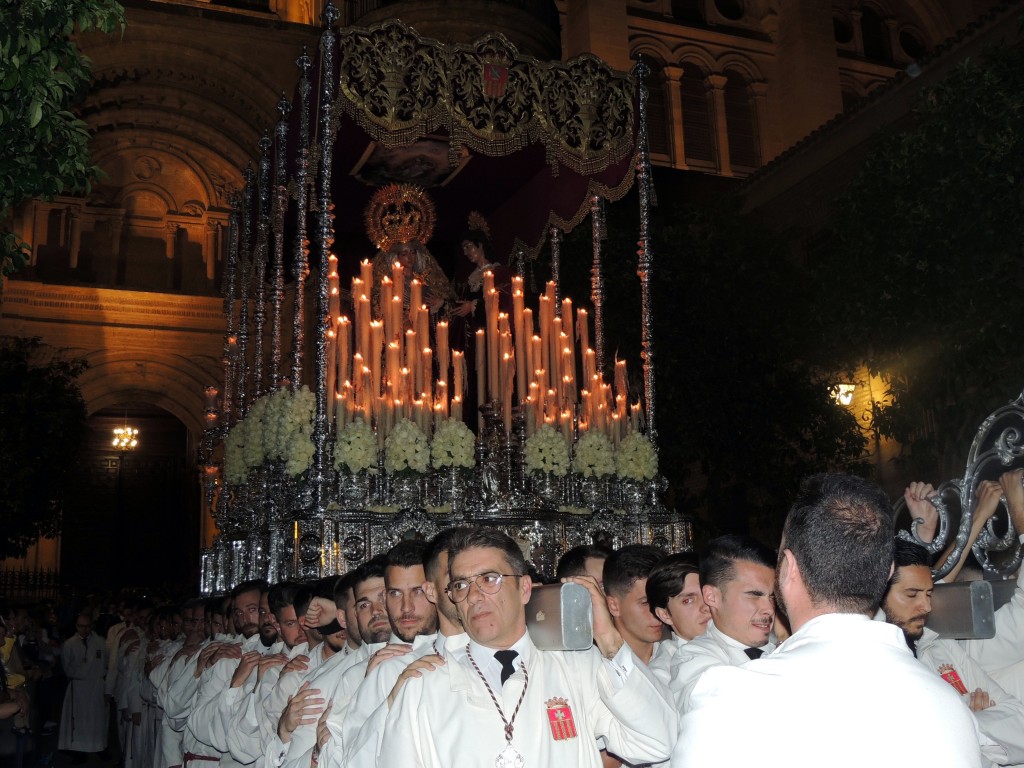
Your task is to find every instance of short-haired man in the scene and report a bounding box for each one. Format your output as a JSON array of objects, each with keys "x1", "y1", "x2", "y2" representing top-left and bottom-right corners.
[
  {"x1": 58, "y1": 613, "x2": 108, "y2": 759},
  {"x1": 557, "y1": 544, "x2": 613, "y2": 590},
  {"x1": 673, "y1": 473, "x2": 983, "y2": 768},
  {"x1": 224, "y1": 581, "x2": 309, "y2": 765},
  {"x1": 669, "y1": 534, "x2": 776, "y2": 710},
  {"x1": 272, "y1": 559, "x2": 398, "y2": 768},
  {"x1": 325, "y1": 529, "x2": 471, "y2": 768},
  {"x1": 645, "y1": 554, "x2": 709, "y2": 685},
  {"x1": 603, "y1": 545, "x2": 667, "y2": 665},
  {"x1": 379, "y1": 527, "x2": 676, "y2": 767},
  {"x1": 883, "y1": 538, "x2": 1024, "y2": 766}
]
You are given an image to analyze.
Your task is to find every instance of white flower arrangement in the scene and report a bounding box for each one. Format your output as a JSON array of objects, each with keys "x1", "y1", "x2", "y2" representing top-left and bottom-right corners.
[
  {"x1": 242, "y1": 396, "x2": 269, "y2": 468},
  {"x1": 280, "y1": 386, "x2": 316, "y2": 476},
  {"x1": 224, "y1": 419, "x2": 248, "y2": 485},
  {"x1": 384, "y1": 418, "x2": 430, "y2": 474},
  {"x1": 334, "y1": 417, "x2": 378, "y2": 474},
  {"x1": 615, "y1": 431, "x2": 659, "y2": 481},
  {"x1": 261, "y1": 387, "x2": 292, "y2": 461},
  {"x1": 524, "y1": 424, "x2": 570, "y2": 477},
  {"x1": 430, "y1": 419, "x2": 476, "y2": 469},
  {"x1": 572, "y1": 430, "x2": 616, "y2": 478}
]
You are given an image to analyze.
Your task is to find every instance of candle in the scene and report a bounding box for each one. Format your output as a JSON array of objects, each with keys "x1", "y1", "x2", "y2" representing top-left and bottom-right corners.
[
  {"x1": 391, "y1": 261, "x2": 405, "y2": 309},
  {"x1": 405, "y1": 329, "x2": 417, "y2": 374},
  {"x1": 420, "y1": 347, "x2": 432, "y2": 398},
  {"x1": 391, "y1": 296, "x2": 403, "y2": 342},
  {"x1": 386, "y1": 342, "x2": 400, "y2": 395},
  {"x1": 369, "y1": 320, "x2": 383, "y2": 399},
  {"x1": 475, "y1": 329, "x2": 486, "y2": 430},
  {"x1": 360, "y1": 259, "x2": 373, "y2": 291},
  {"x1": 358, "y1": 292, "x2": 370, "y2": 360},
  {"x1": 436, "y1": 321, "x2": 449, "y2": 390},
  {"x1": 337, "y1": 316, "x2": 351, "y2": 388},
  {"x1": 398, "y1": 370, "x2": 410, "y2": 414},
  {"x1": 335, "y1": 391, "x2": 345, "y2": 431},
  {"x1": 381, "y1": 277, "x2": 394, "y2": 341},
  {"x1": 577, "y1": 308, "x2": 590, "y2": 359},
  {"x1": 503, "y1": 353, "x2": 514, "y2": 434},
  {"x1": 435, "y1": 379, "x2": 448, "y2": 417},
  {"x1": 453, "y1": 350, "x2": 466, "y2": 402},
  {"x1": 410, "y1": 280, "x2": 422, "y2": 325},
  {"x1": 452, "y1": 395, "x2": 463, "y2": 423}
]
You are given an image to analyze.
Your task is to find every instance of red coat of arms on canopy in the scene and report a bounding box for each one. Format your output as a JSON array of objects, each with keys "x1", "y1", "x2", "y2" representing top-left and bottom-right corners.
[{"x1": 482, "y1": 62, "x2": 508, "y2": 98}]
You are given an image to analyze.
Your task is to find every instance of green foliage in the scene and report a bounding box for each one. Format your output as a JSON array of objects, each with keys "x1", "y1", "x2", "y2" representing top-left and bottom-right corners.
[
  {"x1": 0, "y1": 336, "x2": 89, "y2": 560},
  {"x1": 554, "y1": 187, "x2": 868, "y2": 545},
  {"x1": 0, "y1": 0, "x2": 125, "y2": 276},
  {"x1": 814, "y1": 44, "x2": 1024, "y2": 480}
]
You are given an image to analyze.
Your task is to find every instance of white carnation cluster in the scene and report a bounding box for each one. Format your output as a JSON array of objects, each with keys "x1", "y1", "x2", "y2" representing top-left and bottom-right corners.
[
  {"x1": 334, "y1": 418, "x2": 378, "y2": 474},
  {"x1": 224, "y1": 420, "x2": 248, "y2": 485},
  {"x1": 615, "y1": 431, "x2": 659, "y2": 480},
  {"x1": 430, "y1": 419, "x2": 476, "y2": 469},
  {"x1": 279, "y1": 386, "x2": 315, "y2": 476},
  {"x1": 384, "y1": 418, "x2": 429, "y2": 474},
  {"x1": 524, "y1": 424, "x2": 569, "y2": 477},
  {"x1": 242, "y1": 397, "x2": 268, "y2": 468},
  {"x1": 572, "y1": 430, "x2": 615, "y2": 477}
]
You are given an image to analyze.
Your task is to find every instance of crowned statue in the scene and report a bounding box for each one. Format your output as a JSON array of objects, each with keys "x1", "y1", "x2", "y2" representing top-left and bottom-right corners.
[{"x1": 366, "y1": 183, "x2": 457, "y2": 318}]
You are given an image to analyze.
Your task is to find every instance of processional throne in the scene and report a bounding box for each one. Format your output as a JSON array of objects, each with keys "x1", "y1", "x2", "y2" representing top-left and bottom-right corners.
[{"x1": 197, "y1": 6, "x2": 691, "y2": 593}]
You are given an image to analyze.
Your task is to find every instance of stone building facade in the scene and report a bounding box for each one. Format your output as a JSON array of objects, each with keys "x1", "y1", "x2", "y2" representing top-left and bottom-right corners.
[{"x1": 0, "y1": 0, "x2": 1006, "y2": 584}]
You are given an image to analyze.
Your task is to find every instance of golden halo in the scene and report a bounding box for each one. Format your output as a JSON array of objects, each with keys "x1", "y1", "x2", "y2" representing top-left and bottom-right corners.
[{"x1": 364, "y1": 183, "x2": 436, "y2": 253}]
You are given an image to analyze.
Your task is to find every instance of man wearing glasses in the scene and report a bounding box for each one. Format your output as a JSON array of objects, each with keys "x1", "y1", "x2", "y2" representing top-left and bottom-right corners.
[{"x1": 379, "y1": 527, "x2": 676, "y2": 767}]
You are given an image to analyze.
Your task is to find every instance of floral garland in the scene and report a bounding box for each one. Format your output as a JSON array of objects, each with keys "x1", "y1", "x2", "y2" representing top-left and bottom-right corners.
[
  {"x1": 524, "y1": 424, "x2": 570, "y2": 477},
  {"x1": 384, "y1": 418, "x2": 430, "y2": 474},
  {"x1": 335, "y1": 418, "x2": 378, "y2": 474},
  {"x1": 615, "y1": 431, "x2": 659, "y2": 481},
  {"x1": 572, "y1": 430, "x2": 615, "y2": 478},
  {"x1": 430, "y1": 418, "x2": 475, "y2": 469}
]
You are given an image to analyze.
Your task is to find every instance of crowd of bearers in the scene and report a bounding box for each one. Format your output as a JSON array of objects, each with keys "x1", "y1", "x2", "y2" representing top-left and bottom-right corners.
[{"x1": 9, "y1": 471, "x2": 1024, "y2": 767}]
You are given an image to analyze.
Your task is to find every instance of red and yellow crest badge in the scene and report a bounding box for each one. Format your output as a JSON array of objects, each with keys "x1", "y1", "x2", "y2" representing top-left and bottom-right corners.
[
  {"x1": 545, "y1": 697, "x2": 577, "y2": 741},
  {"x1": 482, "y1": 62, "x2": 508, "y2": 99},
  {"x1": 938, "y1": 664, "x2": 969, "y2": 695}
]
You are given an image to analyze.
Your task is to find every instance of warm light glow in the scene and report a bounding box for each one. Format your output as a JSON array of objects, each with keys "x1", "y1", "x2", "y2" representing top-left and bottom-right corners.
[
  {"x1": 832, "y1": 383, "x2": 856, "y2": 407},
  {"x1": 113, "y1": 426, "x2": 139, "y2": 450}
]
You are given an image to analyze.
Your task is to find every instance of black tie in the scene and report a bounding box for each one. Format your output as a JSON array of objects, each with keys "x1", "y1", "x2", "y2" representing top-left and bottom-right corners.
[
  {"x1": 494, "y1": 650, "x2": 519, "y2": 684},
  {"x1": 744, "y1": 647, "x2": 763, "y2": 660}
]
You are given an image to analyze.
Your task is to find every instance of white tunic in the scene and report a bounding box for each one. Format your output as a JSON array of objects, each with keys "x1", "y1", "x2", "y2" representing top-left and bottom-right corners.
[
  {"x1": 264, "y1": 642, "x2": 373, "y2": 768},
  {"x1": 673, "y1": 613, "x2": 983, "y2": 768},
  {"x1": 916, "y1": 627, "x2": 1024, "y2": 765},
  {"x1": 668, "y1": 620, "x2": 774, "y2": 711},
  {"x1": 648, "y1": 634, "x2": 685, "y2": 688},
  {"x1": 59, "y1": 633, "x2": 109, "y2": 752},
  {"x1": 379, "y1": 634, "x2": 676, "y2": 768},
  {"x1": 963, "y1": 565, "x2": 1024, "y2": 702}
]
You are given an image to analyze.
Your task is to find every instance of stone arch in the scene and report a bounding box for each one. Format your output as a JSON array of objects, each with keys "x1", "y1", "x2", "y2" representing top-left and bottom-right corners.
[
  {"x1": 674, "y1": 46, "x2": 718, "y2": 75},
  {"x1": 78, "y1": 350, "x2": 219, "y2": 436},
  {"x1": 629, "y1": 35, "x2": 674, "y2": 66},
  {"x1": 715, "y1": 52, "x2": 764, "y2": 83}
]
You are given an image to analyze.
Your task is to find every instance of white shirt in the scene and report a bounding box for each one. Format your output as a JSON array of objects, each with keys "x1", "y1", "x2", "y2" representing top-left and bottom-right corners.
[
  {"x1": 380, "y1": 632, "x2": 675, "y2": 767},
  {"x1": 673, "y1": 613, "x2": 983, "y2": 768},
  {"x1": 669, "y1": 619, "x2": 774, "y2": 711},
  {"x1": 916, "y1": 626, "x2": 1024, "y2": 765},
  {"x1": 963, "y1": 563, "x2": 1024, "y2": 702}
]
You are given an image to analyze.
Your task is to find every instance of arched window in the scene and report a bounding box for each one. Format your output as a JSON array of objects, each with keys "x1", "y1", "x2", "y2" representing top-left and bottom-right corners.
[
  {"x1": 723, "y1": 71, "x2": 759, "y2": 171},
  {"x1": 680, "y1": 63, "x2": 715, "y2": 166},
  {"x1": 860, "y1": 8, "x2": 891, "y2": 63},
  {"x1": 644, "y1": 61, "x2": 671, "y2": 158}
]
